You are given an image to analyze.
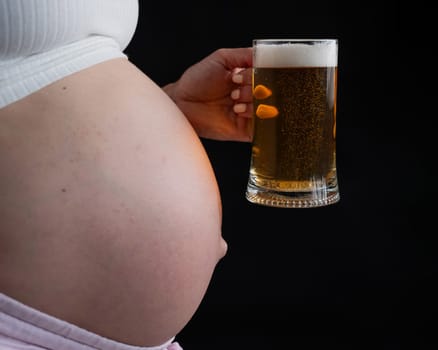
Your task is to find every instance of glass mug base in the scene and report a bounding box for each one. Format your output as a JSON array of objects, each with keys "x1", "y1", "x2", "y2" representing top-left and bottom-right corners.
[{"x1": 245, "y1": 179, "x2": 340, "y2": 208}]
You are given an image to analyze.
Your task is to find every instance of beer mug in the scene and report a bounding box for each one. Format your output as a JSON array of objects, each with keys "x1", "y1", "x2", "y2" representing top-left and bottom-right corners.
[{"x1": 245, "y1": 39, "x2": 340, "y2": 208}]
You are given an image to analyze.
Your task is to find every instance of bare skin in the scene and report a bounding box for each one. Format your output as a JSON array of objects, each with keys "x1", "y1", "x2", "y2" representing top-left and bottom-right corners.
[
  {"x1": 0, "y1": 58, "x2": 232, "y2": 346},
  {"x1": 163, "y1": 48, "x2": 253, "y2": 141}
]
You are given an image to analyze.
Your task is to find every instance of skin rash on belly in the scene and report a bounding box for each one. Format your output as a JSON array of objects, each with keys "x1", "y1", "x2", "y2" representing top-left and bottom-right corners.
[{"x1": 0, "y1": 58, "x2": 227, "y2": 346}]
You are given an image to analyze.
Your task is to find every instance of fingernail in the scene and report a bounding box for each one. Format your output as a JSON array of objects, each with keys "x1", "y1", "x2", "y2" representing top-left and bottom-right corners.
[
  {"x1": 231, "y1": 89, "x2": 240, "y2": 100},
  {"x1": 234, "y1": 103, "x2": 247, "y2": 113},
  {"x1": 232, "y1": 74, "x2": 243, "y2": 84}
]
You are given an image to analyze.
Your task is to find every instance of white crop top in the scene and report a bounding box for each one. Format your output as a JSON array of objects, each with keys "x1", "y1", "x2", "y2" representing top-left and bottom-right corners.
[{"x1": 0, "y1": 0, "x2": 139, "y2": 108}]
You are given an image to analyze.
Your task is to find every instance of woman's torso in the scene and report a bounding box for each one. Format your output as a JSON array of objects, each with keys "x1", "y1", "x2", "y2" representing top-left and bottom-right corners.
[{"x1": 0, "y1": 1, "x2": 226, "y2": 347}]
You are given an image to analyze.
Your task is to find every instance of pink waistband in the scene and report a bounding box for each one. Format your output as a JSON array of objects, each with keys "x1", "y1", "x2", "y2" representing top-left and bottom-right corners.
[{"x1": 0, "y1": 293, "x2": 182, "y2": 350}]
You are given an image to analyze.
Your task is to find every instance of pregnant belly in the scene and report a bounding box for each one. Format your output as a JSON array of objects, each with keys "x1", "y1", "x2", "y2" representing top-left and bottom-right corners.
[{"x1": 0, "y1": 58, "x2": 226, "y2": 346}]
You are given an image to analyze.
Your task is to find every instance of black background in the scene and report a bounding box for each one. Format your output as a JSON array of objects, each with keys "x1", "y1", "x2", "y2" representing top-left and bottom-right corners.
[{"x1": 126, "y1": 1, "x2": 435, "y2": 349}]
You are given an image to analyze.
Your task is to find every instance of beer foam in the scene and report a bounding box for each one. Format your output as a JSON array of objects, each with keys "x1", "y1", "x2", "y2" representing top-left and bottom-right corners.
[{"x1": 255, "y1": 41, "x2": 337, "y2": 67}]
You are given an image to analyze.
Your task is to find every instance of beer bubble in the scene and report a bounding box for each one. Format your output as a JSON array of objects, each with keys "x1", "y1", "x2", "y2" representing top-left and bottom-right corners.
[
  {"x1": 253, "y1": 84, "x2": 272, "y2": 99},
  {"x1": 256, "y1": 104, "x2": 279, "y2": 119}
]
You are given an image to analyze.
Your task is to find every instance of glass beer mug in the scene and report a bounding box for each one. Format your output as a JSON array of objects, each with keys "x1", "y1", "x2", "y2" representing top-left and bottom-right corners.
[{"x1": 245, "y1": 39, "x2": 340, "y2": 208}]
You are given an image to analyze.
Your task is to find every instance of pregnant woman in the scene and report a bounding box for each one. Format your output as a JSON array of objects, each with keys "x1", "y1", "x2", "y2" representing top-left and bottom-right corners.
[{"x1": 0, "y1": 1, "x2": 252, "y2": 349}]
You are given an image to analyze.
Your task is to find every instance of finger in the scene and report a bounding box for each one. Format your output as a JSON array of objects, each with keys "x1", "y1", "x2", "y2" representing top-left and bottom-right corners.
[
  {"x1": 231, "y1": 67, "x2": 252, "y2": 86},
  {"x1": 240, "y1": 67, "x2": 252, "y2": 85},
  {"x1": 236, "y1": 116, "x2": 253, "y2": 142},
  {"x1": 218, "y1": 47, "x2": 252, "y2": 70},
  {"x1": 233, "y1": 102, "x2": 253, "y2": 119},
  {"x1": 231, "y1": 85, "x2": 252, "y2": 103}
]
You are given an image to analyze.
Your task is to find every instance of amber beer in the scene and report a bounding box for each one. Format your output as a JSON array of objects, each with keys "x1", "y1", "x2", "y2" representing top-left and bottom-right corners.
[{"x1": 246, "y1": 39, "x2": 340, "y2": 208}]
